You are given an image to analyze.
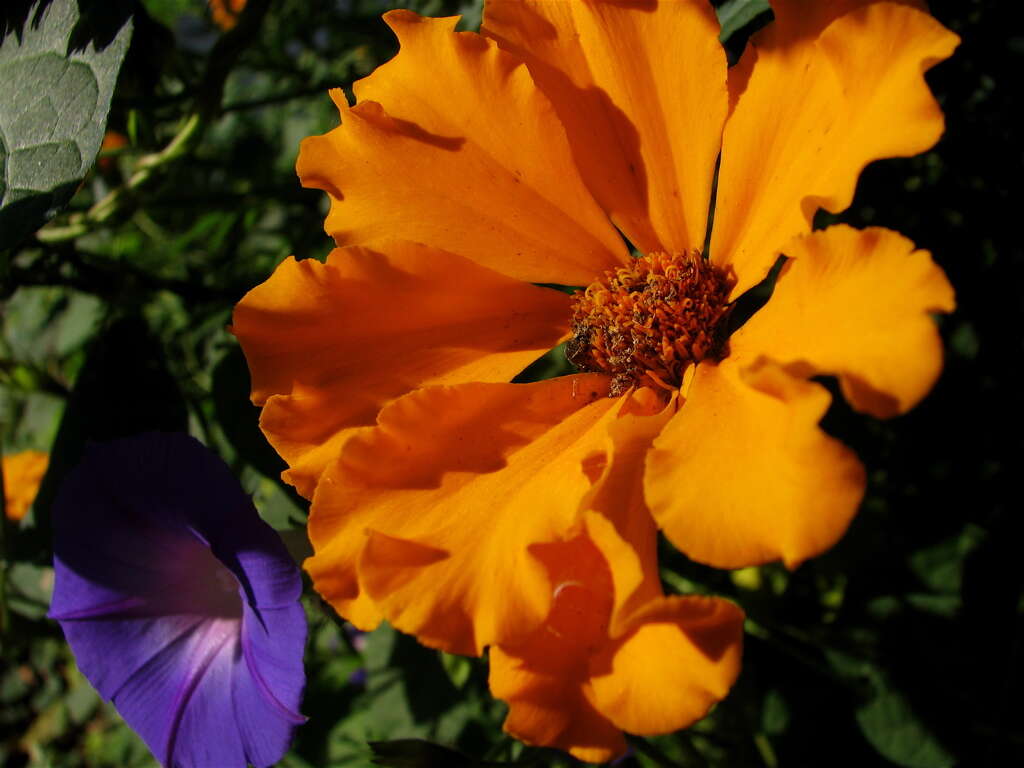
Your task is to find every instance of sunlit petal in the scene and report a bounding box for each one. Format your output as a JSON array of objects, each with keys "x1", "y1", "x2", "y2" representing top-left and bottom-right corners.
[
  {"x1": 483, "y1": 0, "x2": 727, "y2": 255},
  {"x1": 730, "y1": 225, "x2": 955, "y2": 417},
  {"x1": 646, "y1": 359, "x2": 866, "y2": 568},
  {"x1": 712, "y1": 0, "x2": 958, "y2": 296},
  {"x1": 297, "y1": 12, "x2": 627, "y2": 285}
]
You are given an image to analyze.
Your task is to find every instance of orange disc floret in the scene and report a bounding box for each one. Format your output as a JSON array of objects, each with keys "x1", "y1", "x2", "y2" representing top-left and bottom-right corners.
[{"x1": 567, "y1": 251, "x2": 733, "y2": 395}]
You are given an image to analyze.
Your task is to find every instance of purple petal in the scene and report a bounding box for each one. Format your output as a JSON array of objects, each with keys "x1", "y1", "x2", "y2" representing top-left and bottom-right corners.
[
  {"x1": 232, "y1": 603, "x2": 308, "y2": 765},
  {"x1": 49, "y1": 435, "x2": 240, "y2": 620},
  {"x1": 240, "y1": 603, "x2": 306, "y2": 723},
  {"x1": 58, "y1": 614, "x2": 208, "y2": 700},
  {"x1": 112, "y1": 617, "x2": 247, "y2": 767},
  {"x1": 49, "y1": 432, "x2": 307, "y2": 768}
]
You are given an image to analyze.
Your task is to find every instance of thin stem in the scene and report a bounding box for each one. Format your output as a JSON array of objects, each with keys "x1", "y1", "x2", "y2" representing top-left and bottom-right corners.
[
  {"x1": 753, "y1": 733, "x2": 778, "y2": 768},
  {"x1": 36, "y1": 113, "x2": 205, "y2": 244}
]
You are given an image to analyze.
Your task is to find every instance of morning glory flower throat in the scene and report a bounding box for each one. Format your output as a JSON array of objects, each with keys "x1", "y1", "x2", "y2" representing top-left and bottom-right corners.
[{"x1": 49, "y1": 432, "x2": 307, "y2": 768}]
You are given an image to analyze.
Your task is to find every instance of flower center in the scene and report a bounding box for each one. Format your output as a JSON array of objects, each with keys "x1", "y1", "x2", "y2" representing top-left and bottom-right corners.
[{"x1": 566, "y1": 250, "x2": 733, "y2": 396}]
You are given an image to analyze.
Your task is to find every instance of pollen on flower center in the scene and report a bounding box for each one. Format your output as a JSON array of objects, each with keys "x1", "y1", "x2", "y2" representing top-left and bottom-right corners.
[{"x1": 566, "y1": 250, "x2": 733, "y2": 396}]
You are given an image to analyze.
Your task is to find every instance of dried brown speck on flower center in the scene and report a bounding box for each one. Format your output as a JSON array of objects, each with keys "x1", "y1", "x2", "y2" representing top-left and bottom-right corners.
[{"x1": 566, "y1": 250, "x2": 733, "y2": 396}]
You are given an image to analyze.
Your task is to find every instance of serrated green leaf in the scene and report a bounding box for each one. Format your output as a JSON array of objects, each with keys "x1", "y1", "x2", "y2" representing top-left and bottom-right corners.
[{"x1": 0, "y1": 0, "x2": 132, "y2": 250}]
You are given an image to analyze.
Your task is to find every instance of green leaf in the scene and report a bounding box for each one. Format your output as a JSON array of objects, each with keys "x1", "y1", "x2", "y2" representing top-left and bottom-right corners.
[
  {"x1": 363, "y1": 623, "x2": 462, "y2": 736},
  {"x1": 908, "y1": 524, "x2": 985, "y2": 595},
  {"x1": 827, "y1": 651, "x2": 954, "y2": 768},
  {"x1": 0, "y1": 0, "x2": 132, "y2": 250},
  {"x1": 761, "y1": 689, "x2": 789, "y2": 735},
  {"x1": 716, "y1": 0, "x2": 772, "y2": 43},
  {"x1": 857, "y1": 687, "x2": 954, "y2": 768},
  {"x1": 440, "y1": 651, "x2": 473, "y2": 690},
  {"x1": 6, "y1": 562, "x2": 54, "y2": 619}
]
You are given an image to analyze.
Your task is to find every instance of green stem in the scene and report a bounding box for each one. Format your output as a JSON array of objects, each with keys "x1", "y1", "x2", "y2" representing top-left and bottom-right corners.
[
  {"x1": 753, "y1": 733, "x2": 778, "y2": 768},
  {"x1": 36, "y1": 113, "x2": 204, "y2": 244}
]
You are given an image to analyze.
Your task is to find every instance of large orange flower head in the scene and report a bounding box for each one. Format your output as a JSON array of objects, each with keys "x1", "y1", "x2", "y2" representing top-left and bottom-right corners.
[{"x1": 233, "y1": 0, "x2": 957, "y2": 760}]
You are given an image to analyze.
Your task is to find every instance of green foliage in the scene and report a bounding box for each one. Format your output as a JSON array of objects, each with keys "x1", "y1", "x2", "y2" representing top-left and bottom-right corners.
[
  {"x1": 0, "y1": 0, "x2": 132, "y2": 251},
  {"x1": 716, "y1": 0, "x2": 771, "y2": 43}
]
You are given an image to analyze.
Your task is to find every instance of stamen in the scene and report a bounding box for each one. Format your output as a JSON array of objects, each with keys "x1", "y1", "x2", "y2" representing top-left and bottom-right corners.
[{"x1": 566, "y1": 250, "x2": 733, "y2": 396}]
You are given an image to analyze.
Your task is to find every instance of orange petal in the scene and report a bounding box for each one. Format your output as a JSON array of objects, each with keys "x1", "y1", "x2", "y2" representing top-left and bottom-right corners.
[
  {"x1": 730, "y1": 225, "x2": 954, "y2": 418},
  {"x1": 483, "y1": 0, "x2": 727, "y2": 256},
  {"x1": 711, "y1": 1, "x2": 959, "y2": 296},
  {"x1": 232, "y1": 241, "x2": 571, "y2": 497},
  {"x1": 646, "y1": 359, "x2": 866, "y2": 569},
  {"x1": 588, "y1": 595, "x2": 744, "y2": 736},
  {"x1": 758, "y1": 0, "x2": 927, "y2": 42},
  {"x1": 256, "y1": 386, "x2": 355, "y2": 500},
  {"x1": 489, "y1": 531, "x2": 626, "y2": 764},
  {"x1": 490, "y1": 516, "x2": 742, "y2": 759},
  {"x1": 580, "y1": 388, "x2": 677, "y2": 633},
  {"x1": 297, "y1": 12, "x2": 627, "y2": 285},
  {"x1": 581, "y1": 513, "x2": 743, "y2": 736},
  {"x1": 302, "y1": 513, "x2": 384, "y2": 633},
  {"x1": 3, "y1": 451, "x2": 50, "y2": 522},
  {"x1": 490, "y1": 645, "x2": 625, "y2": 765},
  {"x1": 305, "y1": 375, "x2": 618, "y2": 656}
]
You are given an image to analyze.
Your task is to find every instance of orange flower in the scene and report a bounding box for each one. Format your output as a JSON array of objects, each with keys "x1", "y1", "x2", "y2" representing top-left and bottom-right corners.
[
  {"x1": 209, "y1": 0, "x2": 246, "y2": 31},
  {"x1": 233, "y1": 0, "x2": 957, "y2": 759},
  {"x1": 98, "y1": 130, "x2": 128, "y2": 174},
  {"x1": 3, "y1": 451, "x2": 49, "y2": 522}
]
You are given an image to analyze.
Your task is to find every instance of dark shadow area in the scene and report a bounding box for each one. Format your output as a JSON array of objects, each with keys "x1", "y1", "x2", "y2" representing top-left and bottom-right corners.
[
  {"x1": 23, "y1": 314, "x2": 188, "y2": 557},
  {"x1": 824, "y1": 0, "x2": 1023, "y2": 757},
  {"x1": 0, "y1": 0, "x2": 55, "y2": 41},
  {"x1": 211, "y1": 345, "x2": 306, "y2": 513},
  {"x1": 67, "y1": 0, "x2": 134, "y2": 53}
]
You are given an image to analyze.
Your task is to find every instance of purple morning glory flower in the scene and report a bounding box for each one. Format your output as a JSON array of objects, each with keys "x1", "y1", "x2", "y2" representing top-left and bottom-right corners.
[{"x1": 49, "y1": 432, "x2": 307, "y2": 768}]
